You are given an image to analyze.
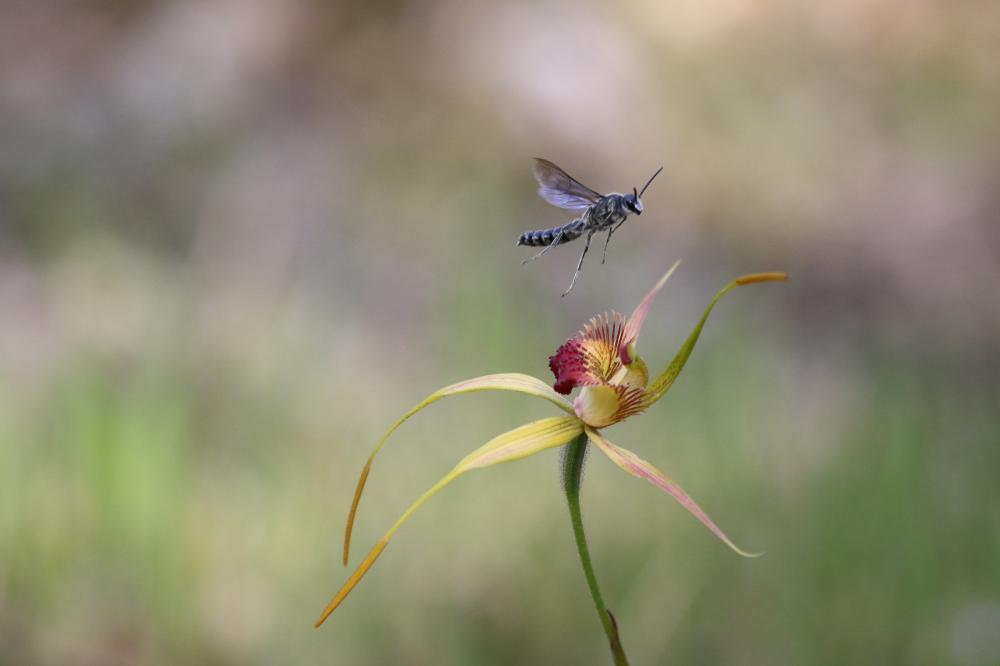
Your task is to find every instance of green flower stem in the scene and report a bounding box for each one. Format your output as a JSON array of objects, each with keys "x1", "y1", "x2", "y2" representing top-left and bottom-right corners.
[{"x1": 563, "y1": 433, "x2": 629, "y2": 666}]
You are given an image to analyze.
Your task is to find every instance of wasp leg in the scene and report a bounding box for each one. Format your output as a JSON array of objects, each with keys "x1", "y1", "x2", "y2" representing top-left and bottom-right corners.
[
  {"x1": 601, "y1": 219, "x2": 627, "y2": 264},
  {"x1": 562, "y1": 230, "x2": 595, "y2": 297},
  {"x1": 521, "y1": 227, "x2": 569, "y2": 265}
]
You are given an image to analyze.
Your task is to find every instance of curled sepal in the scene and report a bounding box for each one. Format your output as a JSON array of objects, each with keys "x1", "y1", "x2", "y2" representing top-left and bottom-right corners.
[
  {"x1": 643, "y1": 272, "x2": 788, "y2": 409},
  {"x1": 316, "y1": 416, "x2": 584, "y2": 627},
  {"x1": 585, "y1": 427, "x2": 761, "y2": 558},
  {"x1": 344, "y1": 373, "x2": 574, "y2": 565}
]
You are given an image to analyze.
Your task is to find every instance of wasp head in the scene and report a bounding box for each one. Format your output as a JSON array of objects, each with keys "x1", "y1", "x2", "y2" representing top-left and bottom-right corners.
[
  {"x1": 627, "y1": 166, "x2": 664, "y2": 216},
  {"x1": 625, "y1": 187, "x2": 644, "y2": 215}
]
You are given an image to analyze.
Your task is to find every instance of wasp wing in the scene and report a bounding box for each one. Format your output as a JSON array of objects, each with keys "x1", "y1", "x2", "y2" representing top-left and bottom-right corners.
[{"x1": 533, "y1": 158, "x2": 601, "y2": 211}]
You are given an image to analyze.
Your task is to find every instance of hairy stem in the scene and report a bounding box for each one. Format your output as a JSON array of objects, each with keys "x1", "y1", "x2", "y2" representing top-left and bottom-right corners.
[{"x1": 563, "y1": 434, "x2": 629, "y2": 666}]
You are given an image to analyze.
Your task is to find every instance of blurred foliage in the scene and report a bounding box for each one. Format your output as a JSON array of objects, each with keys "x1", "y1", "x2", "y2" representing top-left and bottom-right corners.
[{"x1": 2, "y1": 0, "x2": 999, "y2": 664}]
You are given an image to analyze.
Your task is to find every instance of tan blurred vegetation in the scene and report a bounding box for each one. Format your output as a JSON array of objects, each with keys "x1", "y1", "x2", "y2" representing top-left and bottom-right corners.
[{"x1": 1, "y1": 0, "x2": 999, "y2": 664}]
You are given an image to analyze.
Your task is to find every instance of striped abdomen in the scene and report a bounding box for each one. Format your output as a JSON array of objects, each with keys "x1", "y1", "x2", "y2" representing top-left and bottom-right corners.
[{"x1": 516, "y1": 219, "x2": 586, "y2": 247}]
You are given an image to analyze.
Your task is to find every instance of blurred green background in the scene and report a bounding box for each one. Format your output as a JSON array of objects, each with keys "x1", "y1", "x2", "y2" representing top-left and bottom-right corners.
[{"x1": 2, "y1": 1, "x2": 999, "y2": 664}]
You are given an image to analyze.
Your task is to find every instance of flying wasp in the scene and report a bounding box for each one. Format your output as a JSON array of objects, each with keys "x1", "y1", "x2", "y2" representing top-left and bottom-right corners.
[{"x1": 517, "y1": 158, "x2": 664, "y2": 296}]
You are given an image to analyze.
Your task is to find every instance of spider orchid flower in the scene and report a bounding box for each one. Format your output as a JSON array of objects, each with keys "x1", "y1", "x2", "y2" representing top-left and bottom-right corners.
[{"x1": 315, "y1": 261, "x2": 787, "y2": 628}]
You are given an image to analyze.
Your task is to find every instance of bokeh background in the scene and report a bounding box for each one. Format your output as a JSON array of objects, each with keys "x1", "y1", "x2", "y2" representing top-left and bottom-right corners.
[{"x1": 2, "y1": 1, "x2": 999, "y2": 664}]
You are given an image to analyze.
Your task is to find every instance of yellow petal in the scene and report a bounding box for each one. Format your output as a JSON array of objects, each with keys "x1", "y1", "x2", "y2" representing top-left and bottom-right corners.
[
  {"x1": 644, "y1": 272, "x2": 788, "y2": 408},
  {"x1": 316, "y1": 416, "x2": 584, "y2": 627},
  {"x1": 344, "y1": 373, "x2": 573, "y2": 565},
  {"x1": 452, "y1": 415, "x2": 584, "y2": 471},
  {"x1": 586, "y1": 427, "x2": 760, "y2": 558}
]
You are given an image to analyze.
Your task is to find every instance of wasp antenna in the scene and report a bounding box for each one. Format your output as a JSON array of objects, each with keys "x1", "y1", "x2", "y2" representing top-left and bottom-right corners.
[{"x1": 638, "y1": 166, "x2": 664, "y2": 198}]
